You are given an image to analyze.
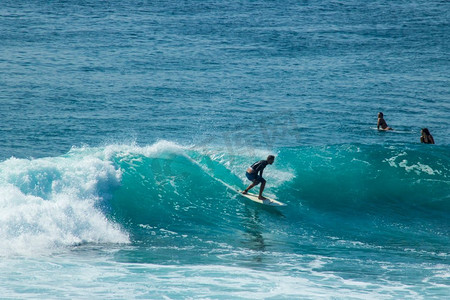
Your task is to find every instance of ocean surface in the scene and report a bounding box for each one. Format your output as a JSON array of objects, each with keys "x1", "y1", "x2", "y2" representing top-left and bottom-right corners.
[{"x1": 1, "y1": 0, "x2": 449, "y2": 299}]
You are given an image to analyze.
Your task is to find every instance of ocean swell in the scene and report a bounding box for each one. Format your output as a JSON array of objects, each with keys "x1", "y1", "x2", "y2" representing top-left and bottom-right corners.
[{"x1": 1, "y1": 141, "x2": 448, "y2": 256}]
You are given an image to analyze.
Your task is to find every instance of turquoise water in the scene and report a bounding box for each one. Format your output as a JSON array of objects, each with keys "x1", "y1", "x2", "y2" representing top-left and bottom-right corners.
[{"x1": 1, "y1": 0, "x2": 449, "y2": 299}]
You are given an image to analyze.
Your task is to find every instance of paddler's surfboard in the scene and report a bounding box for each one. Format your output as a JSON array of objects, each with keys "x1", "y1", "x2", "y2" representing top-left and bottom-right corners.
[{"x1": 238, "y1": 191, "x2": 286, "y2": 207}]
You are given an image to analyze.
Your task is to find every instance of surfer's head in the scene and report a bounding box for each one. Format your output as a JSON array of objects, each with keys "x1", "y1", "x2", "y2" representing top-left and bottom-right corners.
[
  {"x1": 422, "y1": 128, "x2": 430, "y2": 136},
  {"x1": 378, "y1": 112, "x2": 384, "y2": 118},
  {"x1": 267, "y1": 155, "x2": 275, "y2": 164}
]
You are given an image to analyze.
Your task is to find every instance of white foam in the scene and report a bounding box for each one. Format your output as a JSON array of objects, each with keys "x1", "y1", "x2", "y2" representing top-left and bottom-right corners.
[
  {"x1": 384, "y1": 152, "x2": 441, "y2": 176},
  {"x1": 0, "y1": 151, "x2": 130, "y2": 256},
  {"x1": 101, "y1": 140, "x2": 187, "y2": 160},
  {"x1": 0, "y1": 140, "x2": 209, "y2": 256},
  {"x1": 398, "y1": 160, "x2": 441, "y2": 175}
]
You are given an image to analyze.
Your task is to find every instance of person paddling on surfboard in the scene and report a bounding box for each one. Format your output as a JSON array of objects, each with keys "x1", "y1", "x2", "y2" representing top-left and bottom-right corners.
[
  {"x1": 242, "y1": 155, "x2": 275, "y2": 200},
  {"x1": 377, "y1": 112, "x2": 393, "y2": 131}
]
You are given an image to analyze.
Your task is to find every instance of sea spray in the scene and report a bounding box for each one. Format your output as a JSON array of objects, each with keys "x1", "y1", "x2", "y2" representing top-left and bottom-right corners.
[{"x1": 0, "y1": 150, "x2": 129, "y2": 256}]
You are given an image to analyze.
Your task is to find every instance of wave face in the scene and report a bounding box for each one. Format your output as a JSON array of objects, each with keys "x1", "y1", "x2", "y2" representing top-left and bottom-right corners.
[{"x1": 1, "y1": 141, "x2": 449, "y2": 257}]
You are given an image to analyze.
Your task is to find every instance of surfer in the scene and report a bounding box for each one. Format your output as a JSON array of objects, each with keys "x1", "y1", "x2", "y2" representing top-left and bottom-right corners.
[
  {"x1": 420, "y1": 128, "x2": 435, "y2": 144},
  {"x1": 242, "y1": 155, "x2": 275, "y2": 200},
  {"x1": 377, "y1": 112, "x2": 393, "y2": 131}
]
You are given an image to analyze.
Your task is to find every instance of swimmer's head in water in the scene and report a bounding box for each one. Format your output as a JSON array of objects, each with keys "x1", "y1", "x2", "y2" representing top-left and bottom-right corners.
[{"x1": 422, "y1": 128, "x2": 431, "y2": 136}]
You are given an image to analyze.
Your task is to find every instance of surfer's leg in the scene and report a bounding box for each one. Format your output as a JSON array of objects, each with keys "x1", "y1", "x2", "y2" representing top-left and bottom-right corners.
[
  {"x1": 258, "y1": 179, "x2": 267, "y2": 200},
  {"x1": 244, "y1": 172, "x2": 258, "y2": 193},
  {"x1": 243, "y1": 182, "x2": 256, "y2": 194},
  {"x1": 243, "y1": 175, "x2": 261, "y2": 194}
]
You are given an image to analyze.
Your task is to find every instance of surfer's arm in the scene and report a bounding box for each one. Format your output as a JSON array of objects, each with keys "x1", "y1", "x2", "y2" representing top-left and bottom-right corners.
[{"x1": 377, "y1": 118, "x2": 381, "y2": 130}]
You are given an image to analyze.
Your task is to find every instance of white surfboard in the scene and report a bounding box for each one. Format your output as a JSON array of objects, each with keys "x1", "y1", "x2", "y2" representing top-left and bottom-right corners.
[{"x1": 238, "y1": 191, "x2": 286, "y2": 207}]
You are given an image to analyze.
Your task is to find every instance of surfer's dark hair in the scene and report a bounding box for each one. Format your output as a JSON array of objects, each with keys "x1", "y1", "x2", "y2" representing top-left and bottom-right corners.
[
  {"x1": 267, "y1": 155, "x2": 275, "y2": 161},
  {"x1": 422, "y1": 128, "x2": 431, "y2": 135}
]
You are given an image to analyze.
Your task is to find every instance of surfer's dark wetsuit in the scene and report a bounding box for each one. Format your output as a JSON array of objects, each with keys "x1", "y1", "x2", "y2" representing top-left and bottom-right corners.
[
  {"x1": 378, "y1": 118, "x2": 388, "y2": 129},
  {"x1": 246, "y1": 160, "x2": 268, "y2": 185},
  {"x1": 377, "y1": 112, "x2": 393, "y2": 130}
]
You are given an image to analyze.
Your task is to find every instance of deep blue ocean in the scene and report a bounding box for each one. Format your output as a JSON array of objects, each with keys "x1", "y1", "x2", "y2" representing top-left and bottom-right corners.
[{"x1": 1, "y1": 0, "x2": 449, "y2": 298}]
